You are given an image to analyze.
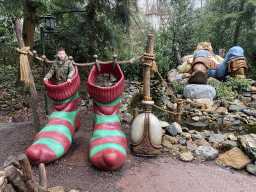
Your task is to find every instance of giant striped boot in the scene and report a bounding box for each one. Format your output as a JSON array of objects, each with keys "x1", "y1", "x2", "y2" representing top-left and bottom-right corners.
[
  {"x1": 26, "y1": 66, "x2": 81, "y2": 165},
  {"x1": 87, "y1": 63, "x2": 127, "y2": 170}
]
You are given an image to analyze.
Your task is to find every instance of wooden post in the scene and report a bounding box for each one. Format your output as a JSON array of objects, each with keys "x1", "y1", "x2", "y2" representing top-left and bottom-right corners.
[
  {"x1": 132, "y1": 108, "x2": 139, "y2": 122},
  {"x1": 14, "y1": 18, "x2": 41, "y2": 134},
  {"x1": 38, "y1": 163, "x2": 47, "y2": 189},
  {"x1": 18, "y1": 154, "x2": 33, "y2": 181},
  {"x1": 218, "y1": 49, "x2": 225, "y2": 58},
  {"x1": 174, "y1": 43, "x2": 182, "y2": 66},
  {"x1": 175, "y1": 99, "x2": 183, "y2": 124},
  {"x1": 143, "y1": 34, "x2": 154, "y2": 100}
]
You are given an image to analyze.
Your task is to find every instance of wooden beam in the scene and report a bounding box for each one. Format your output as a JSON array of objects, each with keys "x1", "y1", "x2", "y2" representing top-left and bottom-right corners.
[{"x1": 14, "y1": 18, "x2": 41, "y2": 134}]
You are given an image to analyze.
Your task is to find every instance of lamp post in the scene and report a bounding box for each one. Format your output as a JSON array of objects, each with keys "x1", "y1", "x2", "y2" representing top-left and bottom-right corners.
[{"x1": 40, "y1": 14, "x2": 56, "y2": 115}]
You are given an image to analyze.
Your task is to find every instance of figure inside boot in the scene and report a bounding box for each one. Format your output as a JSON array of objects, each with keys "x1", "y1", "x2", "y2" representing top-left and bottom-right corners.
[{"x1": 26, "y1": 66, "x2": 81, "y2": 165}]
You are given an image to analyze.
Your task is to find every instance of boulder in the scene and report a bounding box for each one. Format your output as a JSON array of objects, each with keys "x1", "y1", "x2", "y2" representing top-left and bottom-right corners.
[
  {"x1": 208, "y1": 134, "x2": 227, "y2": 143},
  {"x1": 215, "y1": 147, "x2": 251, "y2": 169},
  {"x1": 246, "y1": 164, "x2": 256, "y2": 176},
  {"x1": 193, "y1": 98, "x2": 214, "y2": 108},
  {"x1": 195, "y1": 146, "x2": 218, "y2": 160},
  {"x1": 162, "y1": 135, "x2": 178, "y2": 144},
  {"x1": 180, "y1": 151, "x2": 194, "y2": 162},
  {"x1": 186, "y1": 139, "x2": 197, "y2": 151},
  {"x1": 179, "y1": 138, "x2": 187, "y2": 146},
  {"x1": 159, "y1": 120, "x2": 169, "y2": 129},
  {"x1": 221, "y1": 140, "x2": 238, "y2": 150},
  {"x1": 165, "y1": 122, "x2": 182, "y2": 136},
  {"x1": 216, "y1": 107, "x2": 228, "y2": 115},
  {"x1": 183, "y1": 84, "x2": 216, "y2": 100},
  {"x1": 191, "y1": 131, "x2": 203, "y2": 140},
  {"x1": 237, "y1": 134, "x2": 256, "y2": 160}
]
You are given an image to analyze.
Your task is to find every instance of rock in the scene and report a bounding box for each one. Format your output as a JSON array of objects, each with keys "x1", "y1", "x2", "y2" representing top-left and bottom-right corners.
[
  {"x1": 49, "y1": 186, "x2": 65, "y2": 192},
  {"x1": 186, "y1": 139, "x2": 197, "y2": 151},
  {"x1": 193, "y1": 98, "x2": 214, "y2": 108},
  {"x1": 70, "y1": 190, "x2": 79, "y2": 192},
  {"x1": 184, "y1": 121, "x2": 208, "y2": 129},
  {"x1": 242, "y1": 109, "x2": 256, "y2": 117},
  {"x1": 78, "y1": 100, "x2": 86, "y2": 106},
  {"x1": 169, "y1": 74, "x2": 183, "y2": 83},
  {"x1": 165, "y1": 126, "x2": 177, "y2": 136},
  {"x1": 1, "y1": 104, "x2": 9, "y2": 108},
  {"x1": 192, "y1": 116, "x2": 199, "y2": 121},
  {"x1": 165, "y1": 122, "x2": 182, "y2": 136},
  {"x1": 216, "y1": 107, "x2": 228, "y2": 115},
  {"x1": 12, "y1": 115, "x2": 25, "y2": 123},
  {"x1": 237, "y1": 134, "x2": 256, "y2": 160},
  {"x1": 233, "y1": 120, "x2": 241, "y2": 126},
  {"x1": 208, "y1": 134, "x2": 227, "y2": 143},
  {"x1": 86, "y1": 99, "x2": 93, "y2": 108},
  {"x1": 248, "y1": 103, "x2": 256, "y2": 109},
  {"x1": 201, "y1": 130, "x2": 211, "y2": 139},
  {"x1": 246, "y1": 164, "x2": 256, "y2": 176},
  {"x1": 162, "y1": 129, "x2": 166, "y2": 136},
  {"x1": 183, "y1": 73, "x2": 191, "y2": 78},
  {"x1": 215, "y1": 147, "x2": 251, "y2": 169},
  {"x1": 183, "y1": 84, "x2": 216, "y2": 100},
  {"x1": 240, "y1": 96, "x2": 252, "y2": 102},
  {"x1": 180, "y1": 151, "x2": 194, "y2": 162},
  {"x1": 13, "y1": 103, "x2": 23, "y2": 110},
  {"x1": 179, "y1": 138, "x2": 187, "y2": 145},
  {"x1": 161, "y1": 140, "x2": 173, "y2": 149},
  {"x1": 181, "y1": 132, "x2": 191, "y2": 140},
  {"x1": 169, "y1": 145, "x2": 180, "y2": 155},
  {"x1": 171, "y1": 122, "x2": 182, "y2": 134},
  {"x1": 228, "y1": 105, "x2": 242, "y2": 112},
  {"x1": 162, "y1": 135, "x2": 178, "y2": 144},
  {"x1": 193, "y1": 138, "x2": 210, "y2": 147},
  {"x1": 222, "y1": 140, "x2": 238, "y2": 150},
  {"x1": 191, "y1": 131, "x2": 203, "y2": 140},
  {"x1": 182, "y1": 127, "x2": 189, "y2": 132},
  {"x1": 190, "y1": 102, "x2": 204, "y2": 109},
  {"x1": 227, "y1": 134, "x2": 237, "y2": 141},
  {"x1": 195, "y1": 146, "x2": 218, "y2": 160},
  {"x1": 251, "y1": 95, "x2": 256, "y2": 101},
  {"x1": 121, "y1": 113, "x2": 132, "y2": 123},
  {"x1": 160, "y1": 120, "x2": 169, "y2": 128}
]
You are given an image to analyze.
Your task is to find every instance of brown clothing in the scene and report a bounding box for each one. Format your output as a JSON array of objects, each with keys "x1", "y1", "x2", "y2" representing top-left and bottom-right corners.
[{"x1": 45, "y1": 55, "x2": 75, "y2": 84}]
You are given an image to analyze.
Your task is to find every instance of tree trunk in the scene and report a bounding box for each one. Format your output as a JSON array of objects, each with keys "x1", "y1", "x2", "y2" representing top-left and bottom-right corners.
[
  {"x1": 14, "y1": 18, "x2": 41, "y2": 134},
  {"x1": 23, "y1": 2, "x2": 37, "y2": 64},
  {"x1": 233, "y1": 0, "x2": 245, "y2": 46}
]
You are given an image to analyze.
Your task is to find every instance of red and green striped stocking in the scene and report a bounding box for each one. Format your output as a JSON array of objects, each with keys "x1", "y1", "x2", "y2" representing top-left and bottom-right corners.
[
  {"x1": 87, "y1": 63, "x2": 127, "y2": 170},
  {"x1": 26, "y1": 66, "x2": 81, "y2": 165}
]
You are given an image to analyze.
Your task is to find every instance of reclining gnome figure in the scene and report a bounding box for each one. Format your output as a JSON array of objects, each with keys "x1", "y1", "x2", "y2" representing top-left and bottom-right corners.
[{"x1": 178, "y1": 42, "x2": 256, "y2": 92}]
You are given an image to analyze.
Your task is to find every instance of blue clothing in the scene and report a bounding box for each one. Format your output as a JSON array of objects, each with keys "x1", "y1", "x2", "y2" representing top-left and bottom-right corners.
[{"x1": 207, "y1": 46, "x2": 244, "y2": 81}]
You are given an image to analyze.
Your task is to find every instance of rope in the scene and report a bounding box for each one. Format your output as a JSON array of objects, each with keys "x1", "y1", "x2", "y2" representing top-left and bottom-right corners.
[
  {"x1": 17, "y1": 47, "x2": 143, "y2": 66},
  {"x1": 155, "y1": 69, "x2": 178, "y2": 103},
  {"x1": 153, "y1": 104, "x2": 182, "y2": 115}
]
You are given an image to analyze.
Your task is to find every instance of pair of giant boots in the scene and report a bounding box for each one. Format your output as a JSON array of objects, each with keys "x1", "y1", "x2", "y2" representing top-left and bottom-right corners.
[
  {"x1": 188, "y1": 46, "x2": 248, "y2": 85},
  {"x1": 26, "y1": 64, "x2": 127, "y2": 171}
]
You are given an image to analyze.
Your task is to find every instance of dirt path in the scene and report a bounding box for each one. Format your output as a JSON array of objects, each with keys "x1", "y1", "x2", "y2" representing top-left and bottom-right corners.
[{"x1": 0, "y1": 110, "x2": 255, "y2": 192}]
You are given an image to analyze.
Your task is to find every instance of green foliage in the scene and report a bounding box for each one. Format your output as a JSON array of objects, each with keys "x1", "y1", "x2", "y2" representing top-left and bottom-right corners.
[
  {"x1": 208, "y1": 76, "x2": 252, "y2": 100},
  {"x1": 170, "y1": 82, "x2": 187, "y2": 95},
  {"x1": 225, "y1": 76, "x2": 252, "y2": 93},
  {"x1": 208, "y1": 78, "x2": 238, "y2": 100}
]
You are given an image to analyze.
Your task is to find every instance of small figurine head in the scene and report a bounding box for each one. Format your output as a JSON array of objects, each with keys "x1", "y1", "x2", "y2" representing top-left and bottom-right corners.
[
  {"x1": 56, "y1": 47, "x2": 66, "y2": 61},
  {"x1": 194, "y1": 42, "x2": 213, "y2": 53}
]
